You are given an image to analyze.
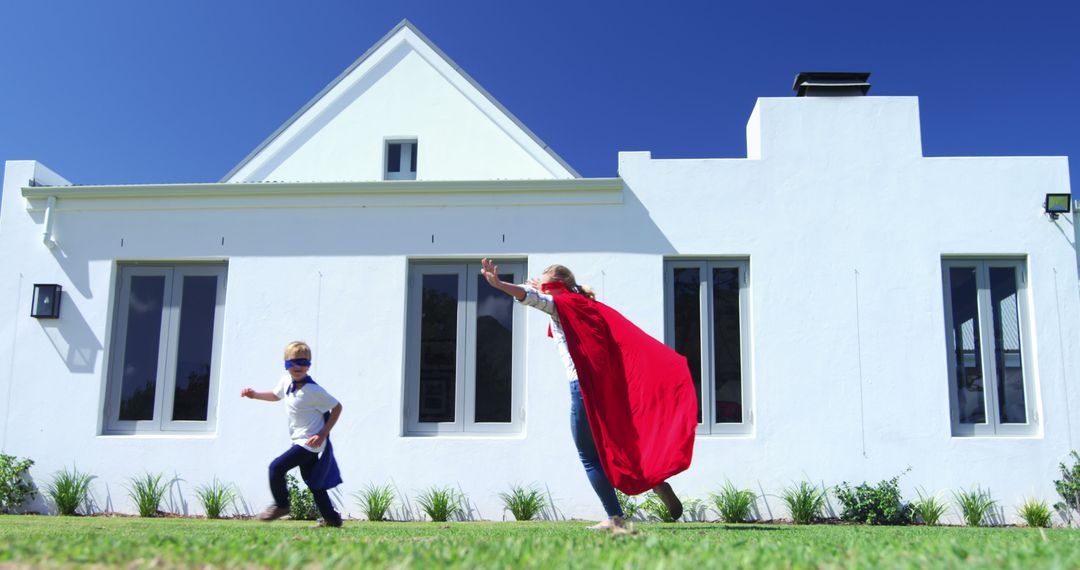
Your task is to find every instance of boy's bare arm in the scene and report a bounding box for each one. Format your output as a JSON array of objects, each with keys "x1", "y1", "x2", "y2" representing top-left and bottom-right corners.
[
  {"x1": 240, "y1": 388, "x2": 281, "y2": 401},
  {"x1": 307, "y1": 403, "x2": 343, "y2": 448}
]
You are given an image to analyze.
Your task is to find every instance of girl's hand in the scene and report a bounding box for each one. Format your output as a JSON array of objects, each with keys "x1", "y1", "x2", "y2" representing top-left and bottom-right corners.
[
  {"x1": 526, "y1": 277, "x2": 542, "y2": 289},
  {"x1": 240, "y1": 388, "x2": 255, "y2": 398},
  {"x1": 306, "y1": 434, "x2": 325, "y2": 448},
  {"x1": 480, "y1": 258, "x2": 501, "y2": 287}
]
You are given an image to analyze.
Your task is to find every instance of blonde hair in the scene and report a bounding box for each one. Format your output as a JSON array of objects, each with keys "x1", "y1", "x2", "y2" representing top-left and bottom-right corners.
[
  {"x1": 543, "y1": 264, "x2": 596, "y2": 301},
  {"x1": 284, "y1": 341, "x2": 312, "y2": 360}
]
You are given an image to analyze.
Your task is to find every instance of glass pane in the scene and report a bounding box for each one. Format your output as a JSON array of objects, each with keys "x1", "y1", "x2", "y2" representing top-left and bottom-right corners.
[
  {"x1": 387, "y1": 143, "x2": 402, "y2": 172},
  {"x1": 948, "y1": 267, "x2": 985, "y2": 424},
  {"x1": 712, "y1": 267, "x2": 742, "y2": 423},
  {"x1": 410, "y1": 142, "x2": 418, "y2": 173},
  {"x1": 474, "y1": 273, "x2": 514, "y2": 423},
  {"x1": 419, "y1": 274, "x2": 458, "y2": 423},
  {"x1": 672, "y1": 267, "x2": 703, "y2": 423},
  {"x1": 118, "y1": 276, "x2": 166, "y2": 421},
  {"x1": 171, "y1": 276, "x2": 218, "y2": 421},
  {"x1": 990, "y1": 267, "x2": 1027, "y2": 424}
]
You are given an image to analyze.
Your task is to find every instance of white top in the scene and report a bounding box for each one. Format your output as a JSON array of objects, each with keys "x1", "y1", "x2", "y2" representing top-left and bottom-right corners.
[
  {"x1": 272, "y1": 375, "x2": 340, "y2": 453},
  {"x1": 518, "y1": 286, "x2": 578, "y2": 381}
]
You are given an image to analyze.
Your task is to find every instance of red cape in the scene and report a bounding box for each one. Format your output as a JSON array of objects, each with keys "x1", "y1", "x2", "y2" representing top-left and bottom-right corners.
[{"x1": 544, "y1": 282, "x2": 697, "y2": 495}]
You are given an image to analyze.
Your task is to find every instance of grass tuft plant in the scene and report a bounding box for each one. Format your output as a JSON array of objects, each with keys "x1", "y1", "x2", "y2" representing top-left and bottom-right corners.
[
  {"x1": 1017, "y1": 498, "x2": 1052, "y2": 528},
  {"x1": 127, "y1": 473, "x2": 169, "y2": 518},
  {"x1": 781, "y1": 481, "x2": 828, "y2": 525},
  {"x1": 194, "y1": 479, "x2": 237, "y2": 519},
  {"x1": 353, "y1": 483, "x2": 396, "y2": 521},
  {"x1": 911, "y1": 489, "x2": 947, "y2": 526},
  {"x1": 498, "y1": 484, "x2": 547, "y2": 521},
  {"x1": 47, "y1": 467, "x2": 93, "y2": 516},
  {"x1": 953, "y1": 487, "x2": 997, "y2": 527},
  {"x1": 285, "y1": 474, "x2": 319, "y2": 521},
  {"x1": 711, "y1": 482, "x2": 757, "y2": 523},
  {"x1": 416, "y1": 486, "x2": 463, "y2": 522}
]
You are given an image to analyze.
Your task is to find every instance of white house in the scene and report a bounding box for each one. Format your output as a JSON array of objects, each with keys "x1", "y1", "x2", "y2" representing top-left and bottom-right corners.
[{"x1": 0, "y1": 21, "x2": 1075, "y2": 523}]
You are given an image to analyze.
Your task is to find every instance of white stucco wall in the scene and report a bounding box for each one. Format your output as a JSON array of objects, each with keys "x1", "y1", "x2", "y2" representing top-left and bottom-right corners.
[{"x1": 0, "y1": 95, "x2": 1075, "y2": 524}]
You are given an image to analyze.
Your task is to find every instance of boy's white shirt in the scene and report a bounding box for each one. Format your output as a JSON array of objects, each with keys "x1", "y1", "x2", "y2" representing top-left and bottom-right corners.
[{"x1": 273, "y1": 375, "x2": 340, "y2": 453}]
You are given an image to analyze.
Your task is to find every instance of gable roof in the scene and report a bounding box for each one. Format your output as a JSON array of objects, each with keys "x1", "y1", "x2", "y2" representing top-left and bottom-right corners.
[{"x1": 221, "y1": 19, "x2": 579, "y2": 182}]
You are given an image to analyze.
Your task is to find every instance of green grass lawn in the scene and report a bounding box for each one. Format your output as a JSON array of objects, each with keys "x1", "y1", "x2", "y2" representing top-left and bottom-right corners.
[{"x1": 0, "y1": 516, "x2": 1078, "y2": 569}]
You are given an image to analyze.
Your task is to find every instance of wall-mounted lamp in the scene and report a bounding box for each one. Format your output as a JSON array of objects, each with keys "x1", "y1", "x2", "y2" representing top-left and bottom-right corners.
[
  {"x1": 31, "y1": 284, "x2": 62, "y2": 319},
  {"x1": 1044, "y1": 193, "x2": 1071, "y2": 220}
]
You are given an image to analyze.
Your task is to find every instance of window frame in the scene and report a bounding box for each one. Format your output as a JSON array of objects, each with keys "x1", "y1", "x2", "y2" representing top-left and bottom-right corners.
[
  {"x1": 941, "y1": 258, "x2": 1037, "y2": 437},
  {"x1": 404, "y1": 260, "x2": 525, "y2": 435},
  {"x1": 103, "y1": 263, "x2": 227, "y2": 435},
  {"x1": 384, "y1": 139, "x2": 418, "y2": 181},
  {"x1": 663, "y1": 258, "x2": 752, "y2": 435}
]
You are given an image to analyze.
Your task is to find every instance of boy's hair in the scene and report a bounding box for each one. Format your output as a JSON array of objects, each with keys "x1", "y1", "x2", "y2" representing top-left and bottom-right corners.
[
  {"x1": 284, "y1": 341, "x2": 312, "y2": 360},
  {"x1": 543, "y1": 264, "x2": 596, "y2": 301}
]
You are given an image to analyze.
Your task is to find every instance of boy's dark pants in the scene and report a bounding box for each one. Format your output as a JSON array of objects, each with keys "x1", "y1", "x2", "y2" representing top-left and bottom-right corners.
[{"x1": 269, "y1": 445, "x2": 340, "y2": 523}]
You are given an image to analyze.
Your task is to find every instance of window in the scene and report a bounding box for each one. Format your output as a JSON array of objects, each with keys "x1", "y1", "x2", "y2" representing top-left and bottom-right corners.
[
  {"x1": 404, "y1": 261, "x2": 525, "y2": 434},
  {"x1": 664, "y1": 260, "x2": 751, "y2": 434},
  {"x1": 942, "y1": 259, "x2": 1036, "y2": 436},
  {"x1": 385, "y1": 140, "x2": 418, "y2": 180},
  {"x1": 103, "y1": 264, "x2": 227, "y2": 434}
]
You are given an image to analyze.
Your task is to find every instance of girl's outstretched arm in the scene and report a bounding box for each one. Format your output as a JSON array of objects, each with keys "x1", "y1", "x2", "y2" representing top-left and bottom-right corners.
[{"x1": 481, "y1": 258, "x2": 527, "y2": 301}]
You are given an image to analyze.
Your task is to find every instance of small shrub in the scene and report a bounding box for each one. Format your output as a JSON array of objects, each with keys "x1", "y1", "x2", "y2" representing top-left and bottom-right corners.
[
  {"x1": 0, "y1": 454, "x2": 36, "y2": 514},
  {"x1": 911, "y1": 489, "x2": 947, "y2": 526},
  {"x1": 781, "y1": 481, "x2": 827, "y2": 525},
  {"x1": 127, "y1": 473, "x2": 169, "y2": 517},
  {"x1": 194, "y1": 479, "x2": 237, "y2": 519},
  {"x1": 953, "y1": 488, "x2": 997, "y2": 527},
  {"x1": 640, "y1": 491, "x2": 679, "y2": 522},
  {"x1": 353, "y1": 483, "x2": 396, "y2": 521},
  {"x1": 1017, "y1": 498, "x2": 1052, "y2": 528},
  {"x1": 615, "y1": 490, "x2": 640, "y2": 520},
  {"x1": 835, "y1": 475, "x2": 911, "y2": 525},
  {"x1": 416, "y1": 486, "x2": 462, "y2": 522},
  {"x1": 286, "y1": 474, "x2": 319, "y2": 521},
  {"x1": 1053, "y1": 451, "x2": 1080, "y2": 523},
  {"x1": 498, "y1": 484, "x2": 547, "y2": 521},
  {"x1": 47, "y1": 467, "x2": 93, "y2": 515},
  {"x1": 711, "y1": 482, "x2": 757, "y2": 523}
]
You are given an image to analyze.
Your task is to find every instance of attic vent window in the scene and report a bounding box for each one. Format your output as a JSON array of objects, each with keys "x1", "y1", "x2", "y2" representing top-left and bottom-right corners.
[{"x1": 385, "y1": 140, "x2": 418, "y2": 180}]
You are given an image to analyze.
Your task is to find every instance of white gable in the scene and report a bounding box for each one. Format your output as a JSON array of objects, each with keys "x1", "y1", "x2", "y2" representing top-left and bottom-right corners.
[{"x1": 223, "y1": 21, "x2": 578, "y2": 183}]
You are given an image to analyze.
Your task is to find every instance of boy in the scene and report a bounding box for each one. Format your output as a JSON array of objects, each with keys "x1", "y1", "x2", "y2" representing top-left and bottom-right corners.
[{"x1": 241, "y1": 341, "x2": 344, "y2": 528}]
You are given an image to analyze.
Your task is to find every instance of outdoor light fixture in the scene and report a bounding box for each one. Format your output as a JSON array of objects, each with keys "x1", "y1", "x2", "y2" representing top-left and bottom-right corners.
[
  {"x1": 31, "y1": 284, "x2": 62, "y2": 319},
  {"x1": 1044, "y1": 193, "x2": 1072, "y2": 220}
]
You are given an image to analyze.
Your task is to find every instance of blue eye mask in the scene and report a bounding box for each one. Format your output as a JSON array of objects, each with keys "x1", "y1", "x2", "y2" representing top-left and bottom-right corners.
[{"x1": 285, "y1": 358, "x2": 312, "y2": 369}]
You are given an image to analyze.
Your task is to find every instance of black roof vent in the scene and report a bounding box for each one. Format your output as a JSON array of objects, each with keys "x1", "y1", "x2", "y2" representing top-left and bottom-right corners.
[{"x1": 793, "y1": 72, "x2": 871, "y2": 97}]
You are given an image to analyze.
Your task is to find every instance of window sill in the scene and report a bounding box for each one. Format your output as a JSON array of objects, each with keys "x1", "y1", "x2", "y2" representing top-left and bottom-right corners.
[{"x1": 98, "y1": 432, "x2": 218, "y2": 439}]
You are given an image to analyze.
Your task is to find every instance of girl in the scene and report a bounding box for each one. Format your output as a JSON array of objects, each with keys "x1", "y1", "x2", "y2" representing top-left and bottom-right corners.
[{"x1": 480, "y1": 259, "x2": 694, "y2": 530}]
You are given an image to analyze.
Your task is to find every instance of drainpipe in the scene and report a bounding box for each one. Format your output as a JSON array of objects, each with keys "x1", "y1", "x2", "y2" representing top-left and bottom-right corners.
[{"x1": 42, "y1": 195, "x2": 57, "y2": 249}]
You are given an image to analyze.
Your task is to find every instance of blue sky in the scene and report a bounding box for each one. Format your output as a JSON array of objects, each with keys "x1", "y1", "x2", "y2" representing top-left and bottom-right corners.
[{"x1": 0, "y1": 1, "x2": 1076, "y2": 188}]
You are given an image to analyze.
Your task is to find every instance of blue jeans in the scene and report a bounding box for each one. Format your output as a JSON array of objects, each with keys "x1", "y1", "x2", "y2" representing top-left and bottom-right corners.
[
  {"x1": 571, "y1": 380, "x2": 624, "y2": 518},
  {"x1": 268, "y1": 445, "x2": 340, "y2": 523}
]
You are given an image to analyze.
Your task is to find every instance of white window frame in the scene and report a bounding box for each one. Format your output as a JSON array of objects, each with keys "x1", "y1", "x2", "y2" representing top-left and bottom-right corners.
[
  {"x1": 941, "y1": 258, "x2": 1037, "y2": 437},
  {"x1": 103, "y1": 263, "x2": 227, "y2": 435},
  {"x1": 663, "y1": 259, "x2": 752, "y2": 435},
  {"x1": 404, "y1": 260, "x2": 525, "y2": 435},
  {"x1": 384, "y1": 139, "x2": 418, "y2": 181}
]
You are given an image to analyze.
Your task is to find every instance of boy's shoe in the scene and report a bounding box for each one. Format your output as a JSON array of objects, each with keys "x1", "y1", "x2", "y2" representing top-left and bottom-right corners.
[
  {"x1": 257, "y1": 505, "x2": 290, "y2": 521},
  {"x1": 586, "y1": 516, "x2": 625, "y2": 531},
  {"x1": 311, "y1": 518, "x2": 343, "y2": 529},
  {"x1": 652, "y1": 481, "x2": 684, "y2": 521}
]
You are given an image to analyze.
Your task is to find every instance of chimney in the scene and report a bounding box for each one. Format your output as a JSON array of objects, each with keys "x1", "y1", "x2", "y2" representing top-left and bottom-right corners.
[{"x1": 793, "y1": 72, "x2": 871, "y2": 96}]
